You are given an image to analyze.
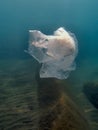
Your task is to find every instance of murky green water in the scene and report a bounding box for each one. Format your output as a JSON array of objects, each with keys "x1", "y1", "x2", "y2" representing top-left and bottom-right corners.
[{"x1": 0, "y1": 0, "x2": 98, "y2": 130}]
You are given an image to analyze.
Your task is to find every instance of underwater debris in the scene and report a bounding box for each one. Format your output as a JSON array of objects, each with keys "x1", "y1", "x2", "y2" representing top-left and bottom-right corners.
[
  {"x1": 27, "y1": 27, "x2": 78, "y2": 79},
  {"x1": 83, "y1": 82, "x2": 98, "y2": 109}
]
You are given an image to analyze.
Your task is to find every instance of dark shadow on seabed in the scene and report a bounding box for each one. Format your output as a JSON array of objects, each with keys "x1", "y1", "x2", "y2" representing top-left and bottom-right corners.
[{"x1": 35, "y1": 65, "x2": 91, "y2": 130}]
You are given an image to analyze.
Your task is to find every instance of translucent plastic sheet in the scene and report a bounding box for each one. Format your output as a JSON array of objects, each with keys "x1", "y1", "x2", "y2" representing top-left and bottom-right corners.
[{"x1": 27, "y1": 27, "x2": 78, "y2": 79}]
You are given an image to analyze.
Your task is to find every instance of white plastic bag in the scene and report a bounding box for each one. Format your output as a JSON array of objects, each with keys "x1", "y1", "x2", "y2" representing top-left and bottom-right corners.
[{"x1": 27, "y1": 27, "x2": 78, "y2": 79}]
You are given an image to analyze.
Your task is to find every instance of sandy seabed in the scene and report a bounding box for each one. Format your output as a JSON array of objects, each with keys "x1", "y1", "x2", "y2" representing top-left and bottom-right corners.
[{"x1": 0, "y1": 57, "x2": 98, "y2": 130}]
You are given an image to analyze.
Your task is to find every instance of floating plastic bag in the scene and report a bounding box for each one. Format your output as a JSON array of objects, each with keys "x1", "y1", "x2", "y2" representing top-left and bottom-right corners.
[{"x1": 27, "y1": 27, "x2": 78, "y2": 79}]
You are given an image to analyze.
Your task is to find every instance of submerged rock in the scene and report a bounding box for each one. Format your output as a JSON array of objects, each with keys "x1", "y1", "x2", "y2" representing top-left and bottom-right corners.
[
  {"x1": 83, "y1": 82, "x2": 98, "y2": 109},
  {"x1": 36, "y1": 73, "x2": 91, "y2": 130}
]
